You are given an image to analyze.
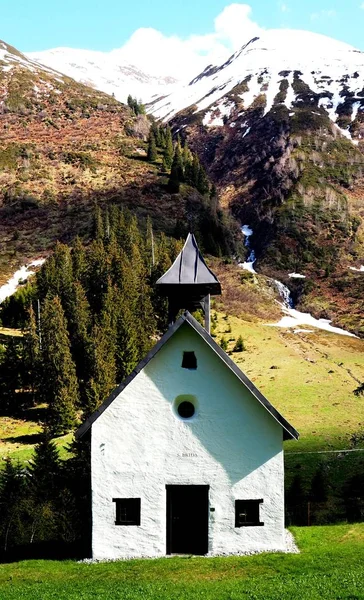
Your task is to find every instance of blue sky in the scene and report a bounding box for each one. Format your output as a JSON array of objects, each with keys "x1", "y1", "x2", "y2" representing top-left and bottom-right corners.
[{"x1": 2, "y1": 1, "x2": 364, "y2": 53}]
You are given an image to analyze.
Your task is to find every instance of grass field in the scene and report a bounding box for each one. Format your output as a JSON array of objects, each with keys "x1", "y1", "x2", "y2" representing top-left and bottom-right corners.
[
  {"x1": 0, "y1": 524, "x2": 363, "y2": 599},
  {"x1": 211, "y1": 299, "x2": 364, "y2": 453}
]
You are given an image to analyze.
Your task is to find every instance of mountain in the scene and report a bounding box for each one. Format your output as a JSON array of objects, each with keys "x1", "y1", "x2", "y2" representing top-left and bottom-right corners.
[
  {"x1": 150, "y1": 30, "x2": 364, "y2": 136},
  {"x1": 0, "y1": 39, "x2": 236, "y2": 284},
  {"x1": 149, "y1": 30, "x2": 364, "y2": 335},
  {"x1": 27, "y1": 47, "x2": 179, "y2": 103}
]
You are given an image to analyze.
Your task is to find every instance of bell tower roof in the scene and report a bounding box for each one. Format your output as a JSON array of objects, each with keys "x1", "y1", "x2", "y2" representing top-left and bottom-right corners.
[{"x1": 156, "y1": 233, "x2": 221, "y2": 294}]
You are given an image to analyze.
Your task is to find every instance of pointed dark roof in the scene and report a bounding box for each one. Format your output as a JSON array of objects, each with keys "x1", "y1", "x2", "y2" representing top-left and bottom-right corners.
[
  {"x1": 76, "y1": 312, "x2": 298, "y2": 441},
  {"x1": 156, "y1": 233, "x2": 221, "y2": 293}
]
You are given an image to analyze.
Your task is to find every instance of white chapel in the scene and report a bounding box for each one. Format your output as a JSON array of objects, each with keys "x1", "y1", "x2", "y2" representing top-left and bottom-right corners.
[{"x1": 76, "y1": 234, "x2": 298, "y2": 559}]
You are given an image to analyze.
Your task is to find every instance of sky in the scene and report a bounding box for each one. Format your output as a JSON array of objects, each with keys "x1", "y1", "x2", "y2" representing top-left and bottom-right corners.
[{"x1": 2, "y1": 1, "x2": 364, "y2": 76}]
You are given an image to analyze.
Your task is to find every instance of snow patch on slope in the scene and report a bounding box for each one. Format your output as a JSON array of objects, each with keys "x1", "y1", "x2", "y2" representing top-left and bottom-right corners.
[
  {"x1": 202, "y1": 99, "x2": 235, "y2": 127},
  {"x1": 27, "y1": 47, "x2": 179, "y2": 103},
  {"x1": 0, "y1": 259, "x2": 45, "y2": 304}
]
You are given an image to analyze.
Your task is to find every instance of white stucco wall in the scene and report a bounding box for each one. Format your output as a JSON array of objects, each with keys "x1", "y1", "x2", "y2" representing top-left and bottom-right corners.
[{"x1": 91, "y1": 323, "x2": 286, "y2": 559}]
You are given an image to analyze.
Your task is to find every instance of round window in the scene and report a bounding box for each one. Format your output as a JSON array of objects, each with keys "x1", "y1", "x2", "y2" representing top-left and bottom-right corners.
[{"x1": 177, "y1": 401, "x2": 195, "y2": 419}]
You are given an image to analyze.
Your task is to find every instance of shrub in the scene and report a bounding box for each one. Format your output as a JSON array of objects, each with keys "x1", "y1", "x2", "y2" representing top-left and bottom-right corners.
[
  {"x1": 233, "y1": 335, "x2": 245, "y2": 352},
  {"x1": 219, "y1": 336, "x2": 228, "y2": 351}
]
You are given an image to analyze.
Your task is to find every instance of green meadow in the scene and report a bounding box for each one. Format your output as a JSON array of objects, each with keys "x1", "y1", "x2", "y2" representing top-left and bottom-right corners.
[{"x1": 0, "y1": 524, "x2": 363, "y2": 599}]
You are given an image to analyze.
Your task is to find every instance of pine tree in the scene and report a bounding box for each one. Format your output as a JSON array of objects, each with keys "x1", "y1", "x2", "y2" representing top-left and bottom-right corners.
[
  {"x1": 0, "y1": 458, "x2": 26, "y2": 552},
  {"x1": 71, "y1": 237, "x2": 86, "y2": 283},
  {"x1": 40, "y1": 295, "x2": 79, "y2": 435},
  {"x1": 159, "y1": 127, "x2": 166, "y2": 148},
  {"x1": 85, "y1": 239, "x2": 108, "y2": 314},
  {"x1": 134, "y1": 276, "x2": 156, "y2": 357},
  {"x1": 27, "y1": 434, "x2": 61, "y2": 543},
  {"x1": 219, "y1": 336, "x2": 228, "y2": 351},
  {"x1": 93, "y1": 205, "x2": 104, "y2": 241},
  {"x1": 168, "y1": 145, "x2": 184, "y2": 193},
  {"x1": 147, "y1": 131, "x2": 158, "y2": 162},
  {"x1": 53, "y1": 242, "x2": 73, "y2": 308},
  {"x1": 151, "y1": 121, "x2": 161, "y2": 147},
  {"x1": 28, "y1": 434, "x2": 61, "y2": 503},
  {"x1": 23, "y1": 304, "x2": 40, "y2": 403},
  {"x1": 85, "y1": 320, "x2": 117, "y2": 415},
  {"x1": 0, "y1": 338, "x2": 23, "y2": 414},
  {"x1": 163, "y1": 126, "x2": 174, "y2": 171},
  {"x1": 67, "y1": 282, "x2": 91, "y2": 383},
  {"x1": 182, "y1": 140, "x2": 192, "y2": 171},
  {"x1": 115, "y1": 302, "x2": 139, "y2": 382},
  {"x1": 233, "y1": 335, "x2": 245, "y2": 352}
]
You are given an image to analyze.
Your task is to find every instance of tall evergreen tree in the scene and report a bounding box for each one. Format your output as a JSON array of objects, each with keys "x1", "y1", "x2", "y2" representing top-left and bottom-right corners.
[
  {"x1": 150, "y1": 121, "x2": 161, "y2": 147},
  {"x1": 163, "y1": 126, "x2": 174, "y2": 171},
  {"x1": 0, "y1": 458, "x2": 26, "y2": 552},
  {"x1": 85, "y1": 320, "x2": 117, "y2": 416},
  {"x1": 71, "y1": 237, "x2": 86, "y2": 283},
  {"x1": 158, "y1": 127, "x2": 167, "y2": 149},
  {"x1": 0, "y1": 338, "x2": 23, "y2": 415},
  {"x1": 147, "y1": 131, "x2": 158, "y2": 162},
  {"x1": 40, "y1": 295, "x2": 79, "y2": 435},
  {"x1": 23, "y1": 304, "x2": 40, "y2": 404},
  {"x1": 168, "y1": 145, "x2": 184, "y2": 193},
  {"x1": 67, "y1": 282, "x2": 91, "y2": 383},
  {"x1": 27, "y1": 434, "x2": 61, "y2": 543},
  {"x1": 115, "y1": 301, "x2": 139, "y2": 382},
  {"x1": 85, "y1": 240, "x2": 108, "y2": 314},
  {"x1": 93, "y1": 205, "x2": 104, "y2": 241}
]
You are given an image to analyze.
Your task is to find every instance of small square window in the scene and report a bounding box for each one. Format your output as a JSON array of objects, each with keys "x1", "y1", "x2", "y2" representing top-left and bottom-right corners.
[
  {"x1": 235, "y1": 499, "x2": 264, "y2": 527},
  {"x1": 182, "y1": 351, "x2": 197, "y2": 369},
  {"x1": 113, "y1": 498, "x2": 140, "y2": 526}
]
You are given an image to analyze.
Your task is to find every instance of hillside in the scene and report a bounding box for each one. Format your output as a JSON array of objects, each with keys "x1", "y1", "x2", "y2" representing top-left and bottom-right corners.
[
  {"x1": 0, "y1": 40, "x2": 236, "y2": 285},
  {"x1": 150, "y1": 31, "x2": 364, "y2": 335}
]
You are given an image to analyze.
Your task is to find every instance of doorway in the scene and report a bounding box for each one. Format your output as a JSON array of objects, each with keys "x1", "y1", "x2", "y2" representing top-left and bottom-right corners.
[{"x1": 166, "y1": 485, "x2": 209, "y2": 555}]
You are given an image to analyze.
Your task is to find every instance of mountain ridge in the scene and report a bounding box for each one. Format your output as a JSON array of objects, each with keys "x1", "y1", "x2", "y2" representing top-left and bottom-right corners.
[
  {"x1": 150, "y1": 29, "x2": 364, "y2": 141},
  {"x1": 26, "y1": 46, "x2": 179, "y2": 103}
]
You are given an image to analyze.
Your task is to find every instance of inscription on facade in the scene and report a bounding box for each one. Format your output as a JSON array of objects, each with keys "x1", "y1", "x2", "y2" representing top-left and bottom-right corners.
[{"x1": 180, "y1": 452, "x2": 198, "y2": 458}]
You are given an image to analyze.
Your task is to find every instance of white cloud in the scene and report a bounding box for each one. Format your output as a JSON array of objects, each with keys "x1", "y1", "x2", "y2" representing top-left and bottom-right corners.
[
  {"x1": 310, "y1": 9, "x2": 337, "y2": 21},
  {"x1": 110, "y1": 3, "x2": 263, "y2": 79},
  {"x1": 360, "y1": 2, "x2": 364, "y2": 7},
  {"x1": 279, "y1": 2, "x2": 289, "y2": 12}
]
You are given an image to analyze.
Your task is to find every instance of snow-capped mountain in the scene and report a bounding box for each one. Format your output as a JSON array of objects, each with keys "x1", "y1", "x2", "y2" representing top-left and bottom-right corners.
[
  {"x1": 0, "y1": 40, "x2": 68, "y2": 81},
  {"x1": 27, "y1": 47, "x2": 179, "y2": 103},
  {"x1": 150, "y1": 30, "x2": 364, "y2": 139}
]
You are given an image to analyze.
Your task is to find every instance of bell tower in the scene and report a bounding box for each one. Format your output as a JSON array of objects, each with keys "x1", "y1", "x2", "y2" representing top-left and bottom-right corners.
[{"x1": 156, "y1": 233, "x2": 221, "y2": 334}]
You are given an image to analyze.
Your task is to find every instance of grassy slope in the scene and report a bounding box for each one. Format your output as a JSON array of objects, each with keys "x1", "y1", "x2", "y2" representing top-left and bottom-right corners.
[
  {"x1": 0, "y1": 524, "x2": 363, "y2": 599},
  {"x1": 212, "y1": 262, "x2": 364, "y2": 452}
]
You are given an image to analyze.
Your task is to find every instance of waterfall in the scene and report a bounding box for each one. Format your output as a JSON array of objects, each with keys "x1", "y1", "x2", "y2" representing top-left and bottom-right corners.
[
  {"x1": 272, "y1": 280, "x2": 294, "y2": 309},
  {"x1": 239, "y1": 225, "x2": 256, "y2": 273},
  {"x1": 239, "y1": 225, "x2": 357, "y2": 338}
]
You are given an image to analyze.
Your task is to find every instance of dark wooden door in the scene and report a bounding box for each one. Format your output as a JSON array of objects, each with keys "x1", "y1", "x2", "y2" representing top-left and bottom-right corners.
[{"x1": 166, "y1": 485, "x2": 209, "y2": 555}]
